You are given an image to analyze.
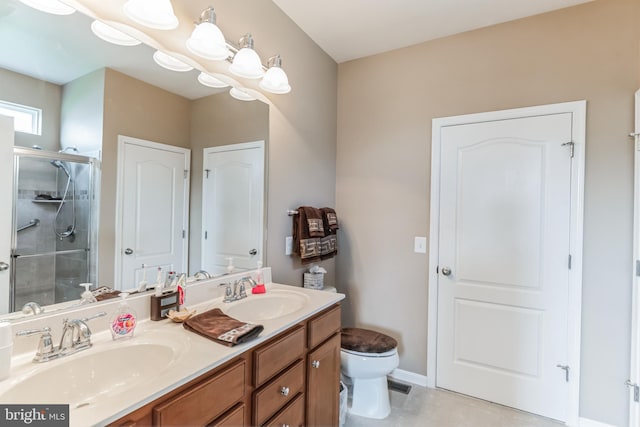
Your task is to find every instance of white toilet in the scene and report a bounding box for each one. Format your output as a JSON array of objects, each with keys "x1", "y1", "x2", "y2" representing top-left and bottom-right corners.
[{"x1": 340, "y1": 327, "x2": 399, "y2": 419}]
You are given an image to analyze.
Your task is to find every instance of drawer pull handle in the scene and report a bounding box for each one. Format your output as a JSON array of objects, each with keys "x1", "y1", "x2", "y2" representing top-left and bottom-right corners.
[
  {"x1": 312, "y1": 360, "x2": 320, "y2": 369},
  {"x1": 280, "y1": 386, "x2": 290, "y2": 396}
]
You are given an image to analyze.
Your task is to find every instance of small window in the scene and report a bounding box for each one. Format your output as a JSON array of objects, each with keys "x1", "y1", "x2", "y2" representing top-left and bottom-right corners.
[{"x1": 0, "y1": 100, "x2": 42, "y2": 135}]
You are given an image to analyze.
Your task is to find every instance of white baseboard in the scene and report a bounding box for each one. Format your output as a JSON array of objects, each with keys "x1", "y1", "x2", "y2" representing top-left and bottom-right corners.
[
  {"x1": 388, "y1": 368, "x2": 428, "y2": 387},
  {"x1": 578, "y1": 418, "x2": 616, "y2": 427}
]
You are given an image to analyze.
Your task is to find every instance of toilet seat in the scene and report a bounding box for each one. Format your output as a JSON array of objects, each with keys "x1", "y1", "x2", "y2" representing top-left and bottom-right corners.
[
  {"x1": 341, "y1": 327, "x2": 398, "y2": 354},
  {"x1": 341, "y1": 347, "x2": 397, "y2": 358}
]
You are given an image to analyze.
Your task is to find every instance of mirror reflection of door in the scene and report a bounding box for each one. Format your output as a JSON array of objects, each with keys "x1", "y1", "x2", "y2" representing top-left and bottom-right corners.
[
  {"x1": 115, "y1": 136, "x2": 190, "y2": 290},
  {"x1": 202, "y1": 141, "x2": 264, "y2": 273}
]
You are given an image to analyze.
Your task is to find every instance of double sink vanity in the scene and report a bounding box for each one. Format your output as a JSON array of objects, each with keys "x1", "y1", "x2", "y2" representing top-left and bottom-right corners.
[{"x1": 0, "y1": 268, "x2": 345, "y2": 426}]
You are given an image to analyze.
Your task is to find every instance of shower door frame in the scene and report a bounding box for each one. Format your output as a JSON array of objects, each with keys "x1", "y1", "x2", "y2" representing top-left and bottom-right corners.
[{"x1": 10, "y1": 147, "x2": 99, "y2": 312}]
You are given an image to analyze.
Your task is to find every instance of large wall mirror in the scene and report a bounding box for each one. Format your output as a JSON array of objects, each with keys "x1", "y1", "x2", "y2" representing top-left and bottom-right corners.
[{"x1": 0, "y1": 0, "x2": 269, "y2": 316}]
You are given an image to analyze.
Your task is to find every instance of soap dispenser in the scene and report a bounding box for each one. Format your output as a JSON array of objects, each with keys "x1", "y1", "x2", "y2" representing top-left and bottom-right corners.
[
  {"x1": 110, "y1": 292, "x2": 137, "y2": 340},
  {"x1": 79, "y1": 283, "x2": 97, "y2": 305},
  {"x1": 252, "y1": 261, "x2": 266, "y2": 294}
]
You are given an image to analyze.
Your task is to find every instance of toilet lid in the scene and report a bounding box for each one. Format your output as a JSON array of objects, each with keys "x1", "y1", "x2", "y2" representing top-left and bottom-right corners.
[{"x1": 341, "y1": 327, "x2": 397, "y2": 354}]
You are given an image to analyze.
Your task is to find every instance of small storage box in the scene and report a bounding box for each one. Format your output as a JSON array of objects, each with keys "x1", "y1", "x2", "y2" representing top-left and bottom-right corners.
[{"x1": 303, "y1": 272, "x2": 324, "y2": 290}]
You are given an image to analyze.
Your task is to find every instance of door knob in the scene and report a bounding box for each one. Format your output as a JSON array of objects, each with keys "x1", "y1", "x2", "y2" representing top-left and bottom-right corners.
[
  {"x1": 0, "y1": 262, "x2": 8, "y2": 271},
  {"x1": 249, "y1": 248, "x2": 257, "y2": 256},
  {"x1": 124, "y1": 248, "x2": 134, "y2": 255},
  {"x1": 441, "y1": 267, "x2": 452, "y2": 276}
]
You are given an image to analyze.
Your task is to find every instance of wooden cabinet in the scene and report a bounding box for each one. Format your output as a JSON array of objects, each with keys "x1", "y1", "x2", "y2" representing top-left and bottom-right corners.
[
  {"x1": 108, "y1": 304, "x2": 341, "y2": 427},
  {"x1": 153, "y1": 360, "x2": 245, "y2": 426},
  {"x1": 306, "y1": 306, "x2": 342, "y2": 427}
]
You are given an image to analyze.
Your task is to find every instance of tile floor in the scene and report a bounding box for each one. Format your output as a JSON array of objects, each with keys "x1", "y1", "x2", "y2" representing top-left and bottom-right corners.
[{"x1": 343, "y1": 385, "x2": 563, "y2": 427}]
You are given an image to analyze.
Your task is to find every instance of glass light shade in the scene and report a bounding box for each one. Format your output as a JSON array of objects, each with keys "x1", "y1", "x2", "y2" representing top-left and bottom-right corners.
[
  {"x1": 19, "y1": 0, "x2": 75, "y2": 15},
  {"x1": 259, "y1": 66, "x2": 291, "y2": 94},
  {"x1": 153, "y1": 51, "x2": 193, "y2": 72},
  {"x1": 123, "y1": 0, "x2": 178, "y2": 30},
  {"x1": 197, "y1": 72, "x2": 229, "y2": 88},
  {"x1": 229, "y1": 87, "x2": 256, "y2": 102},
  {"x1": 91, "y1": 21, "x2": 141, "y2": 46},
  {"x1": 229, "y1": 48, "x2": 264, "y2": 79},
  {"x1": 186, "y1": 22, "x2": 230, "y2": 61}
]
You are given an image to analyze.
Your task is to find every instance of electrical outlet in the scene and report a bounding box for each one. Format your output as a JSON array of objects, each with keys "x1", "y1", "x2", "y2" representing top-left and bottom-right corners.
[
  {"x1": 285, "y1": 236, "x2": 293, "y2": 255},
  {"x1": 414, "y1": 236, "x2": 427, "y2": 254}
]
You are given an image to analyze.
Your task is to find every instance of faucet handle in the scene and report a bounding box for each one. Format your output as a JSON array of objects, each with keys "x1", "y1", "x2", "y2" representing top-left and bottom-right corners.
[
  {"x1": 16, "y1": 327, "x2": 55, "y2": 362},
  {"x1": 81, "y1": 311, "x2": 107, "y2": 323},
  {"x1": 219, "y1": 282, "x2": 234, "y2": 301}
]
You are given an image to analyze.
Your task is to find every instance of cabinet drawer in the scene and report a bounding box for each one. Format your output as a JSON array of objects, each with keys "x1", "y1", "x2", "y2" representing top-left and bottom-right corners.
[
  {"x1": 209, "y1": 403, "x2": 246, "y2": 427},
  {"x1": 264, "y1": 393, "x2": 304, "y2": 427},
  {"x1": 254, "y1": 360, "x2": 305, "y2": 426},
  {"x1": 153, "y1": 360, "x2": 245, "y2": 426},
  {"x1": 308, "y1": 305, "x2": 341, "y2": 349},
  {"x1": 254, "y1": 326, "x2": 305, "y2": 386}
]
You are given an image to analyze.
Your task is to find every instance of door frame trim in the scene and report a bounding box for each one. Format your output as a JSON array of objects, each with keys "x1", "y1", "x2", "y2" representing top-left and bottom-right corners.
[
  {"x1": 630, "y1": 90, "x2": 640, "y2": 427},
  {"x1": 427, "y1": 100, "x2": 586, "y2": 426},
  {"x1": 114, "y1": 135, "x2": 191, "y2": 289}
]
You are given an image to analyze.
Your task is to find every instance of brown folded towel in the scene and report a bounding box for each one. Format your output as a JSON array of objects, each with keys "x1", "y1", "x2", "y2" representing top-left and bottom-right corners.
[
  {"x1": 320, "y1": 207, "x2": 339, "y2": 232},
  {"x1": 183, "y1": 308, "x2": 264, "y2": 347},
  {"x1": 293, "y1": 206, "x2": 325, "y2": 264},
  {"x1": 320, "y1": 207, "x2": 338, "y2": 260}
]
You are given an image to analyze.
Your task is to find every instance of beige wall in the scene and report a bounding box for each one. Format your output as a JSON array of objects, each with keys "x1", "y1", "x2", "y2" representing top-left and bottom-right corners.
[
  {"x1": 189, "y1": 93, "x2": 269, "y2": 274},
  {"x1": 100, "y1": 69, "x2": 192, "y2": 286},
  {"x1": 336, "y1": 0, "x2": 639, "y2": 425},
  {"x1": 0, "y1": 68, "x2": 61, "y2": 150}
]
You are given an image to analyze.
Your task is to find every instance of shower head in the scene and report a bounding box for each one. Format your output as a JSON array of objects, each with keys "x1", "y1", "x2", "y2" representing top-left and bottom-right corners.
[{"x1": 50, "y1": 159, "x2": 71, "y2": 178}]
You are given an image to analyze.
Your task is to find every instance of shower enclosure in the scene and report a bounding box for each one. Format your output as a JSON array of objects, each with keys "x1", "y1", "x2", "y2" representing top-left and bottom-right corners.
[{"x1": 11, "y1": 147, "x2": 99, "y2": 312}]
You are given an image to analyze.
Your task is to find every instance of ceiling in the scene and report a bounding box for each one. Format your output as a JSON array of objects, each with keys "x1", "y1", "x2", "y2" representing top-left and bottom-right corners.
[
  {"x1": 0, "y1": 0, "x2": 595, "y2": 101},
  {"x1": 273, "y1": 0, "x2": 595, "y2": 63}
]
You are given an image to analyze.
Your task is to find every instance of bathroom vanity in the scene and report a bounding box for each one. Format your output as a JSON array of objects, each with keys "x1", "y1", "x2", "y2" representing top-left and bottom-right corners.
[
  {"x1": 0, "y1": 270, "x2": 344, "y2": 427},
  {"x1": 110, "y1": 304, "x2": 341, "y2": 426}
]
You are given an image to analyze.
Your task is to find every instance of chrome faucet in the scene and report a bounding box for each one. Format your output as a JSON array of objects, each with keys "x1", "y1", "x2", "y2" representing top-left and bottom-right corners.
[
  {"x1": 219, "y1": 276, "x2": 256, "y2": 303},
  {"x1": 21, "y1": 302, "x2": 44, "y2": 316},
  {"x1": 194, "y1": 270, "x2": 212, "y2": 280},
  {"x1": 16, "y1": 311, "x2": 106, "y2": 363}
]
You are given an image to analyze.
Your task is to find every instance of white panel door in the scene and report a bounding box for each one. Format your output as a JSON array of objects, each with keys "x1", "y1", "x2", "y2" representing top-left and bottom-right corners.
[
  {"x1": 116, "y1": 136, "x2": 189, "y2": 290},
  {"x1": 436, "y1": 113, "x2": 573, "y2": 421},
  {"x1": 0, "y1": 116, "x2": 14, "y2": 314},
  {"x1": 202, "y1": 141, "x2": 264, "y2": 272}
]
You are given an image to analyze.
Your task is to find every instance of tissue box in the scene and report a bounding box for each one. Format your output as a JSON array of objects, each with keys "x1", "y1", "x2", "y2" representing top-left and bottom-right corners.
[{"x1": 303, "y1": 272, "x2": 324, "y2": 290}]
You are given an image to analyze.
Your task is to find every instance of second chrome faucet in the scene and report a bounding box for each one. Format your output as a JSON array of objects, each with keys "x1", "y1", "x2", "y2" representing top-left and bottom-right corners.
[{"x1": 16, "y1": 311, "x2": 106, "y2": 363}]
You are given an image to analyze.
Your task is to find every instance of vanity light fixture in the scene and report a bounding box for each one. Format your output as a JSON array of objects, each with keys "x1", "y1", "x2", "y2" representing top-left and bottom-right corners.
[
  {"x1": 186, "y1": 7, "x2": 231, "y2": 61},
  {"x1": 229, "y1": 34, "x2": 264, "y2": 79},
  {"x1": 153, "y1": 50, "x2": 193, "y2": 72},
  {"x1": 229, "y1": 87, "x2": 256, "y2": 102},
  {"x1": 259, "y1": 55, "x2": 291, "y2": 94},
  {"x1": 19, "y1": 0, "x2": 75, "y2": 15},
  {"x1": 197, "y1": 72, "x2": 229, "y2": 88},
  {"x1": 91, "y1": 20, "x2": 141, "y2": 47},
  {"x1": 123, "y1": 0, "x2": 178, "y2": 30}
]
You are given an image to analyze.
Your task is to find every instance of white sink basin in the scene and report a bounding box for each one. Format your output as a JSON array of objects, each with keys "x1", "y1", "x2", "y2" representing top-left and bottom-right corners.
[
  {"x1": 224, "y1": 289, "x2": 310, "y2": 322},
  {"x1": 0, "y1": 338, "x2": 185, "y2": 407}
]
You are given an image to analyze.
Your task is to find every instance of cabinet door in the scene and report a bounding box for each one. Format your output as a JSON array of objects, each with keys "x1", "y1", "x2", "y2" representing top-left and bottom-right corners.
[{"x1": 306, "y1": 333, "x2": 341, "y2": 427}]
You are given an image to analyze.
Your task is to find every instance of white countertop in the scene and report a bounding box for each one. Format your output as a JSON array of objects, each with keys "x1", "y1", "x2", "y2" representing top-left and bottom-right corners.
[{"x1": 0, "y1": 276, "x2": 344, "y2": 427}]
